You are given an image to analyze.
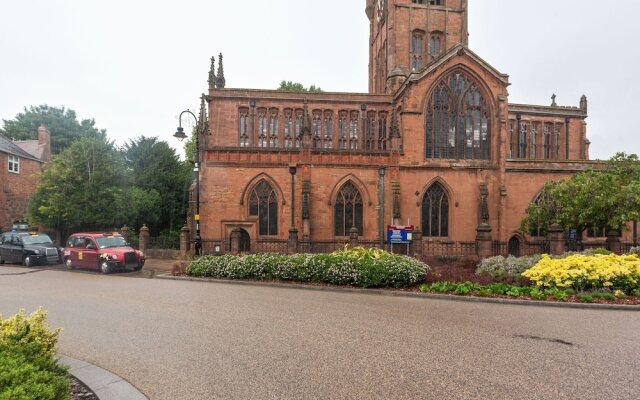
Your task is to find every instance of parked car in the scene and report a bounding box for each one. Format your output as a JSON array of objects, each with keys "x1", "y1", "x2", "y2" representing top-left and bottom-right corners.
[
  {"x1": 62, "y1": 232, "x2": 145, "y2": 274},
  {"x1": 0, "y1": 231, "x2": 60, "y2": 267}
]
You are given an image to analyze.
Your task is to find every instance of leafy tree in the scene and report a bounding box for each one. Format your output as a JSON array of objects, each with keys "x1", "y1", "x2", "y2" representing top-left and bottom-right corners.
[
  {"x1": 122, "y1": 136, "x2": 192, "y2": 234},
  {"x1": 28, "y1": 137, "x2": 134, "y2": 237},
  {"x1": 1, "y1": 105, "x2": 106, "y2": 154},
  {"x1": 521, "y1": 153, "x2": 640, "y2": 236},
  {"x1": 277, "y1": 80, "x2": 323, "y2": 92}
]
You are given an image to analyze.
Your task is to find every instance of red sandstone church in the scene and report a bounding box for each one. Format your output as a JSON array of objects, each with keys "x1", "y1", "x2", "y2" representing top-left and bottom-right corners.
[{"x1": 193, "y1": 0, "x2": 598, "y2": 256}]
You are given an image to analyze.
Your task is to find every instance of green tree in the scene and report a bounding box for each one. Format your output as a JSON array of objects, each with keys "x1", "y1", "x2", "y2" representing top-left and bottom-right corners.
[
  {"x1": 521, "y1": 153, "x2": 640, "y2": 236},
  {"x1": 122, "y1": 136, "x2": 192, "y2": 234},
  {"x1": 1, "y1": 105, "x2": 106, "y2": 154},
  {"x1": 28, "y1": 137, "x2": 133, "y2": 237},
  {"x1": 277, "y1": 80, "x2": 323, "y2": 92}
]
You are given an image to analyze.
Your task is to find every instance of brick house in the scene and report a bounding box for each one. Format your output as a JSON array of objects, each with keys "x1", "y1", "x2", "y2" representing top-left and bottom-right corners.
[
  {"x1": 192, "y1": 0, "x2": 626, "y2": 256},
  {"x1": 0, "y1": 124, "x2": 52, "y2": 231}
]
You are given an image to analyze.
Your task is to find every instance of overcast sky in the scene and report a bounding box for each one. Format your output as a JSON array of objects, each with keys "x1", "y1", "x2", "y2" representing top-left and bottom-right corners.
[{"x1": 1, "y1": 0, "x2": 639, "y2": 160}]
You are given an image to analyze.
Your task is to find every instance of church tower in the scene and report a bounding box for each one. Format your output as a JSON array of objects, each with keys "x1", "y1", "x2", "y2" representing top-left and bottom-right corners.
[{"x1": 366, "y1": 0, "x2": 469, "y2": 94}]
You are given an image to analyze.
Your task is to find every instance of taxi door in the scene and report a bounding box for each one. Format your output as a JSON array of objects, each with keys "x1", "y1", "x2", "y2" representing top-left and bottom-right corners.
[
  {"x1": 70, "y1": 237, "x2": 89, "y2": 268},
  {"x1": 83, "y1": 238, "x2": 99, "y2": 269}
]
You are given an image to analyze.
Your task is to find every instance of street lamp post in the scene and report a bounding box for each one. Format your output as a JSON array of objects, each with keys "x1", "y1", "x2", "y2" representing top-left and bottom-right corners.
[{"x1": 174, "y1": 105, "x2": 204, "y2": 256}]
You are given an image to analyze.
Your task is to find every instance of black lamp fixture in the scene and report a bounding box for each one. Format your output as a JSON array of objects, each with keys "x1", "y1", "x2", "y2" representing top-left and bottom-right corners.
[{"x1": 174, "y1": 101, "x2": 205, "y2": 255}]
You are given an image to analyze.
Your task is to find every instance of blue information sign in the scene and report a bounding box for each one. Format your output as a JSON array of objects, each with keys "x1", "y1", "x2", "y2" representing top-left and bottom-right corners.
[{"x1": 386, "y1": 225, "x2": 414, "y2": 244}]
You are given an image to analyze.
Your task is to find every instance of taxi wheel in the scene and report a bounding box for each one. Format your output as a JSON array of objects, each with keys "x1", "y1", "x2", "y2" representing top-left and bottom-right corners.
[
  {"x1": 100, "y1": 261, "x2": 112, "y2": 274},
  {"x1": 64, "y1": 258, "x2": 75, "y2": 270},
  {"x1": 23, "y1": 256, "x2": 32, "y2": 267}
]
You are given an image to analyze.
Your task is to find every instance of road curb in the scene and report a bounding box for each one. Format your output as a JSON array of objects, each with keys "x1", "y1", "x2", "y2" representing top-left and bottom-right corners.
[
  {"x1": 155, "y1": 273, "x2": 640, "y2": 312},
  {"x1": 58, "y1": 354, "x2": 148, "y2": 400}
]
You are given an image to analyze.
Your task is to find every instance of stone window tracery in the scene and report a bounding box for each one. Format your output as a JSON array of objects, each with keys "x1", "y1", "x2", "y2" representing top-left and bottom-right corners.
[
  {"x1": 421, "y1": 182, "x2": 449, "y2": 237},
  {"x1": 544, "y1": 124, "x2": 551, "y2": 159},
  {"x1": 338, "y1": 111, "x2": 348, "y2": 149},
  {"x1": 249, "y1": 180, "x2": 278, "y2": 236},
  {"x1": 283, "y1": 108, "x2": 293, "y2": 148},
  {"x1": 257, "y1": 108, "x2": 267, "y2": 148},
  {"x1": 365, "y1": 111, "x2": 377, "y2": 150},
  {"x1": 269, "y1": 109, "x2": 279, "y2": 148},
  {"x1": 349, "y1": 111, "x2": 359, "y2": 150},
  {"x1": 334, "y1": 181, "x2": 363, "y2": 237},
  {"x1": 530, "y1": 123, "x2": 537, "y2": 158},
  {"x1": 324, "y1": 111, "x2": 333, "y2": 149},
  {"x1": 378, "y1": 112, "x2": 388, "y2": 150},
  {"x1": 411, "y1": 30, "x2": 425, "y2": 70},
  {"x1": 312, "y1": 110, "x2": 322, "y2": 148},
  {"x1": 239, "y1": 108, "x2": 249, "y2": 147},
  {"x1": 518, "y1": 122, "x2": 528, "y2": 158},
  {"x1": 425, "y1": 72, "x2": 491, "y2": 160},
  {"x1": 295, "y1": 109, "x2": 303, "y2": 148},
  {"x1": 429, "y1": 31, "x2": 443, "y2": 60}
]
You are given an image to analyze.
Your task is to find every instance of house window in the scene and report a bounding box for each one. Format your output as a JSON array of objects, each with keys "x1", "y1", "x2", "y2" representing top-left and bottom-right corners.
[
  {"x1": 8, "y1": 155, "x2": 19, "y2": 173},
  {"x1": 334, "y1": 181, "x2": 363, "y2": 236},
  {"x1": 239, "y1": 108, "x2": 249, "y2": 147},
  {"x1": 249, "y1": 180, "x2": 278, "y2": 235},
  {"x1": 421, "y1": 182, "x2": 449, "y2": 237},
  {"x1": 411, "y1": 31, "x2": 425, "y2": 70},
  {"x1": 425, "y1": 72, "x2": 491, "y2": 160}
]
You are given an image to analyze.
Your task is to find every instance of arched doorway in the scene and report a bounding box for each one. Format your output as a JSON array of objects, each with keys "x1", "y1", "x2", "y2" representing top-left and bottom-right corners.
[
  {"x1": 508, "y1": 236, "x2": 521, "y2": 257},
  {"x1": 239, "y1": 229, "x2": 251, "y2": 253}
]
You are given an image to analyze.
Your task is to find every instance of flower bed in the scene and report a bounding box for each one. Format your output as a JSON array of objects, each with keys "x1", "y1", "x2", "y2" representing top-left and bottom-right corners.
[
  {"x1": 187, "y1": 247, "x2": 428, "y2": 288},
  {"x1": 522, "y1": 254, "x2": 640, "y2": 293},
  {"x1": 0, "y1": 308, "x2": 70, "y2": 400}
]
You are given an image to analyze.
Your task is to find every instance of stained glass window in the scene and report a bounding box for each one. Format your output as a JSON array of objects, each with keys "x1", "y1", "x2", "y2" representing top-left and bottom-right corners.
[
  {"x1": 421, "y1": 182, "x2": 449, "y2": 237},
  {"x1": 249, "y1": 180, "x2": 278, "y2": 235},
  {"x1": 425, "y1": 72, "x2": 490, "y2": 160},
  {"x1": 334, "y1": 182, "x2": 363, "y2": 236}
]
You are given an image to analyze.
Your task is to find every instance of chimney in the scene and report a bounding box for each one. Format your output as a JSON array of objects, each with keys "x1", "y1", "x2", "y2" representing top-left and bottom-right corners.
[{"x1": 37, "y1": 123, "x2": 52, "y2": 162}]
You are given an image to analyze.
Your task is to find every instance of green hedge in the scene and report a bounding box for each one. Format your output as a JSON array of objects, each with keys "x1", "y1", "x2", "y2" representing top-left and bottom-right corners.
[
  {"x1": 0, "y1": 308, "x2": 69, "y2": 400},
  {"x1": 187, "y1": 247, "x2": 429, "y2": 288}
]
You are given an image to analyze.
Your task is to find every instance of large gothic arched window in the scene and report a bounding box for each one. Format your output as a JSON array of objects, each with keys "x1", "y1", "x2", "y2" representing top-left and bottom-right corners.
[
  {"x1": 425, "y1": 72, "x2": 490, "y2": 160},
  {"x1": 334, "y1": 181, "x2": 363, "y2": 236},
  {"x1": 249, "y1": 180, "x2": 278, "y2": 235},
  {"x1": 422, "y1": 182, "x2": 449, "y2": 237}
]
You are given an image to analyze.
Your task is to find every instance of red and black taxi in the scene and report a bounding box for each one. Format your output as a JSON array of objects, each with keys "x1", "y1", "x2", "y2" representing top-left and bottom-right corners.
[{"x1": 63, "y1": 232, "x2": 145, "y2": 274}]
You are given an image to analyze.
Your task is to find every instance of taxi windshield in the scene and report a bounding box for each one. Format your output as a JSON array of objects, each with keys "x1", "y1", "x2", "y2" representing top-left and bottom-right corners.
[
  {"x1": 96, "y1": 236, "x2": 127, "y2": 249},
  {"x1": 21, "y1": 234, "x2": 54, "y2": 245}
]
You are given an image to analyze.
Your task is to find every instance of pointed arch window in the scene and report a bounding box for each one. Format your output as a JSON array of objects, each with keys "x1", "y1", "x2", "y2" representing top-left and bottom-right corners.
[
  {"x1": 239, "y1": 108, "x2": 249, "y2": 147},
  {"x1": 249, "y1": 180, "x2": 278, "y2": 235},
  {"x1": 257, "y1": 108, "x2": 267, "y2": 148},
  {"x1": 334, "y1": 181, "x2": 363, "y2": 236},
  {"x1": 294, "y1": 109, "x2": 303, "y2": 148},
  {"x1": 268, "y1": 109, "x2": 279, "y2": 148},
  {"x1": 411, "y1": 30, "x2": 425, "y2": 70},
  {"x1": 283, "y1": 108, "x2": 293, "y2": 148},
  {"x1": 421, "y1": 182, "x2": 449, "y2": 237},
  {"x1": 323, "y1": 111, "x2": 333, "y2": 149},
  {"x1": 429, "y1": 31, "x2": 443, "y2": 60},
  {"x1": 338, "y1": 111, "x2": 348, "y2": 149},
  {"x1": 378, "y1": 112, "x2": 388, "y2": 150},
  {"x1": 425, "y1": 72, "x2": 491, "y2": 160},
  {"x1": 349, "y1": 111, "x2": 359, "y2": 149},
  {"x1": 312, "y1": 110, "x2": 322, "y2": 148}
]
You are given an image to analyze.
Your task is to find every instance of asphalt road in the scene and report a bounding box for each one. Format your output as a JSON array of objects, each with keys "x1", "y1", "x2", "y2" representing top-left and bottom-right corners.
[{"x1": 1, "y1": 265, "x2": 639, "y2": 400}]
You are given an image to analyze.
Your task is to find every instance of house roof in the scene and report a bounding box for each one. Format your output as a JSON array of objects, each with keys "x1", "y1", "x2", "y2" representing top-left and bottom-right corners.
[
  {"x1": 13, "y1": 139, "x2": 45, "y2": 160},
  {"x1": 0, "y1": 134, "x2": 42, "y2": 162}
]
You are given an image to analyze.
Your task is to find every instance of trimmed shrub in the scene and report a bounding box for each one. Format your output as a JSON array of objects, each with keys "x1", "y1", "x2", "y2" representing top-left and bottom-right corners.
[
  {"x1": 522, "y1": 254, "x2": 640, "y2": 293},
  {"x1": 187, "y1": 247, "x2": 429, "y2": 288},
  {"x1": 0, "y1": 308, "x2": 69, "y2": 400},
  {"x1": 476, "y1": 255, "x2": 542, "y2": 278},
  {"x1": 419, "y1": 281, "x2": 569, "y2": 301}
]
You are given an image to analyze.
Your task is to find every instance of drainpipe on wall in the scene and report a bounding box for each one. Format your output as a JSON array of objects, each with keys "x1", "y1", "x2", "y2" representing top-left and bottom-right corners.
[{"x1": 379, "y1": 167, "x2": 386, "y2": 248}]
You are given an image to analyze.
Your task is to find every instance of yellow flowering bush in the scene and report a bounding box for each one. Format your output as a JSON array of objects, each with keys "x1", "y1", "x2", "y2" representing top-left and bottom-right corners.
[
  {"x1": 0, "y1": 307, "x2": 61, "y2": 356},
  {"x1": 522, "y1": 254, "x2": 640, "y2": 292}
]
